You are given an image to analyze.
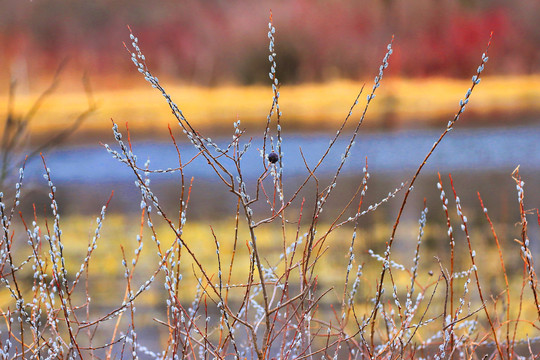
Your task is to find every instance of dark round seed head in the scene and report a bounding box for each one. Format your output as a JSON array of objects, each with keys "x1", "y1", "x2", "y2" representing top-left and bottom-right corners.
[{"x1": 268, "y1": 151, "x2": 279, "y2": 164}]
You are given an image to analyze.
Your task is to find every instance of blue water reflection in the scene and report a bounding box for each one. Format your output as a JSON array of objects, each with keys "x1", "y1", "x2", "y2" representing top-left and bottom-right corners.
[{"x1": 26, "y1": 124, "x2": 540, "y2": 183}]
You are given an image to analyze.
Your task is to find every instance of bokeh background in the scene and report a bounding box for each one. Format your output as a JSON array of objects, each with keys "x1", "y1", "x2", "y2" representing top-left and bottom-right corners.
[
  {"x1": 2, "y1": 0, "x2": 540, "y2": 84},
  {"x1": 1, "y1": 0, "x2": 539, "y2": 211},
  {"x1": 2, "y1": 0, "x2": 540, "y2": 134}
]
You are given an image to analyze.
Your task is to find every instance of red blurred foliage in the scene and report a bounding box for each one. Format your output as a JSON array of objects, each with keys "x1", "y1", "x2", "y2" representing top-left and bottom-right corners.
[
  {"x1": 399, "y1": 8, "x2": 515, "y2": 76},
  {"x1": 0, "y1": 0, "x2": 538, "y2": 87}
]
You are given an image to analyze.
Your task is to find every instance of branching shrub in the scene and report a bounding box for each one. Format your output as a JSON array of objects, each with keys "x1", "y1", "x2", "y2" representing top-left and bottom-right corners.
[{"x1": 0, "y1": 13, "x2": 539, "y2": 360}]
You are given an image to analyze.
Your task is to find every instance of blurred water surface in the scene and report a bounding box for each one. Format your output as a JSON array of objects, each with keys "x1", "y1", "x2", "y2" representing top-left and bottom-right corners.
[
  {"x1": 15, "y1": 123, "x2": 539, "y2": 221},
  {"x1": 25, "y1": 124, "x2": 540, "y2": 184}
]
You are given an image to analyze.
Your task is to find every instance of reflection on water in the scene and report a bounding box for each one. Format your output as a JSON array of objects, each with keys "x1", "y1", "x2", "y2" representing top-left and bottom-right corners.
[
  {"x1": 16, "y1": 124, "x2": 540, "y2": 222},
  {"x1": 24, "y1": 124, "x2": 540, "y2": 184}
]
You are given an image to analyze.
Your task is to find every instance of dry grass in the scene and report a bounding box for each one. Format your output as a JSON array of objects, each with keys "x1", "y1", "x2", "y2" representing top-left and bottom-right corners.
[{"x1": 1, "y1": 75, "x2": 540, "y2": 137}]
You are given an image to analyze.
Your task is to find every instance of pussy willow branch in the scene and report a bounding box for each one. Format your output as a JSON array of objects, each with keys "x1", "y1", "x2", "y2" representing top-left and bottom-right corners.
[
  {"x1": 368, "y1": 33, "x2": 493, "y2": 344},
  {"x1": 448, "y1": 174, "x2": 503, "y2": 358}
]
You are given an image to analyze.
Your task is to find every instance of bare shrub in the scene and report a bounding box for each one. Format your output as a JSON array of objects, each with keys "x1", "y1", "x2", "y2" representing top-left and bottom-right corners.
[{"x1": 0, "y1": 14, "x2": 538, "y2": 360}]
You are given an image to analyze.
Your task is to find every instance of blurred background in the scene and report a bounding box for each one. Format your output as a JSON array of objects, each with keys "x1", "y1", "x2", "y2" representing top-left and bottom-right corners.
[
  {"x1": 1, "y1": 0, "x2": 539, "y2": 209},
  {"x1": 2, "y1": 0, "x2": 540, "y2": 133},
  {"x1": 1, "y1": 0, "x2": 540, "y2": 350},
  {"x1": 2, "y1": 0, "x2": 540, "y2": 84}
]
